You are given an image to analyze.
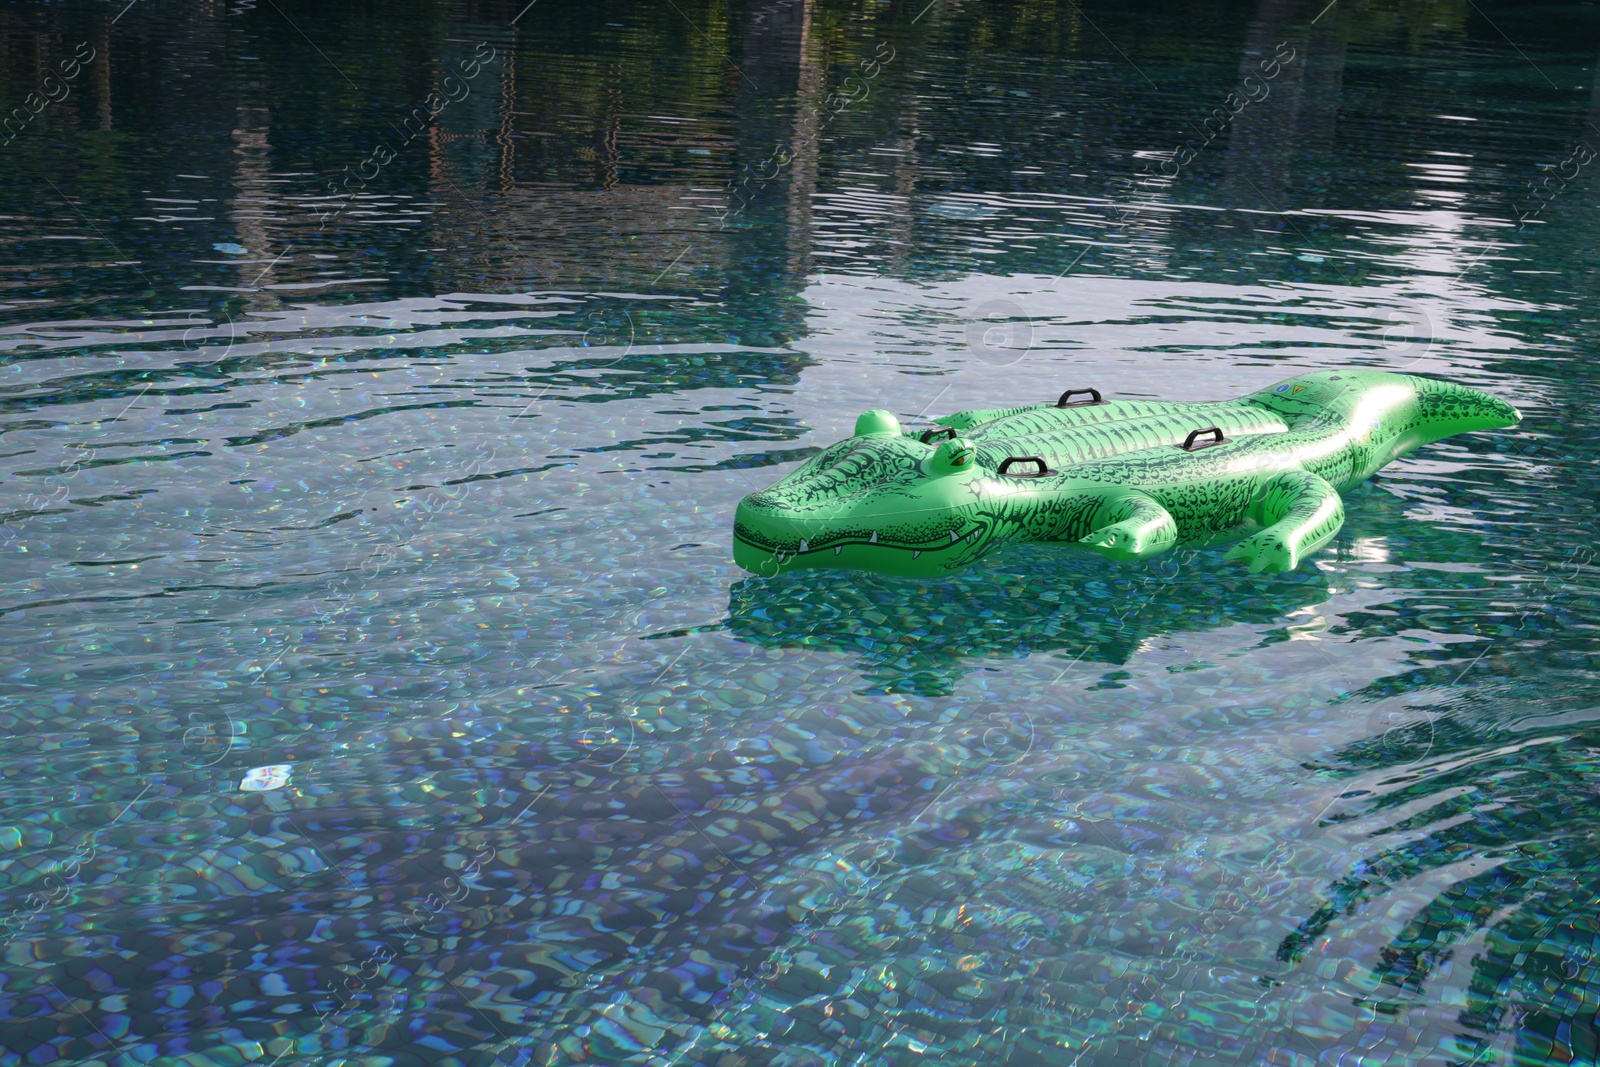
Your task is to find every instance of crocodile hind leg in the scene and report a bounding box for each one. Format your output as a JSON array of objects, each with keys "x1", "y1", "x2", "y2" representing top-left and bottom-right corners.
[
  {"x1": 1077, "y1": 490, "x2": 1178, "y2": 562},
  {"x1": 1224, "y1": 468, "x2": 1345, "y2": 573}
]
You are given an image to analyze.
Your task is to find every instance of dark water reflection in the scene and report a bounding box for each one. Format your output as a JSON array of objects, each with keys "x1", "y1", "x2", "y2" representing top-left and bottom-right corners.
[
  {"x1": 2, "y1": 0, "x2": 1600, "y2": 1064},
  {"x1": 725, "y1": 545, "x2": 1338, "y2": 697}
]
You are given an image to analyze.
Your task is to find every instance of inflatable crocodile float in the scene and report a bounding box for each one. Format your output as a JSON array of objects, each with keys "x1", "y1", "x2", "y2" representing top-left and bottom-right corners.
[{"x1": 732, "y1": 369, "x2": 1519, "y2": 576}]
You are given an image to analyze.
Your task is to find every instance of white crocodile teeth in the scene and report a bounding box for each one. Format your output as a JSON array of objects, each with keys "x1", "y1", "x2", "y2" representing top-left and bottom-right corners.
[
  {"x1": 798, "y1": 539, "x2": 808, "y2": 553},
  {"x1": 870, "y1": 531, "x2": 878, "y2": 544},
  {"x1": 949, "y1": 530, "x2": 959, "y2": 542},
  {"x1": 834, "y1": 546, "x2": 842, "y2": 555},
  {"x1": 913, "y1": 550, "x2": 921, "y2": 558}
]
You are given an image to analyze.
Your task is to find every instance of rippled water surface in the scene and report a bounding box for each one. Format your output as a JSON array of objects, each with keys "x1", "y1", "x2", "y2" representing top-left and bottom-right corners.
[{"x1": 2, "y1": 0, "x2": 1599, "y2": 1064}]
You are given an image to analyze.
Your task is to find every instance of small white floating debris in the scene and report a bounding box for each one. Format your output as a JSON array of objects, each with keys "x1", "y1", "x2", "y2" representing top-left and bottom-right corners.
[{"x1": 240, "y1": 764, "x2": 292, "y2": 792}]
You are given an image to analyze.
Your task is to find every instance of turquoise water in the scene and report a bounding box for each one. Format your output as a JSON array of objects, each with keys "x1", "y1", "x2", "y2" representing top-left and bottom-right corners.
[{"x1": 1, "y1": 0, "x2": 1598, "y2": 1063}]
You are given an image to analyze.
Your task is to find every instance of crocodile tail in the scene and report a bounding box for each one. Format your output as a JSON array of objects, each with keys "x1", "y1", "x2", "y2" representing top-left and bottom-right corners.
[{"x1": 1405, "y1": 374, "x2": 1520, "y2": 434}]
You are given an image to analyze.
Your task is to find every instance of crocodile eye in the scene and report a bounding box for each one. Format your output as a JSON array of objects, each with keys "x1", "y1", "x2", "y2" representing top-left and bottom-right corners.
[
  {"x1": 929, "y1": 437, "x2": 977, "y2": 475},
  {"x1": 854, "y1": 409, "x2": 902, "y2": 437}
]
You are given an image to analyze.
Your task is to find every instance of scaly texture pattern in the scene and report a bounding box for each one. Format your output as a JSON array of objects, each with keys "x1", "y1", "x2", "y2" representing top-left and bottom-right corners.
[{"x1": 732, "y1": 369, "x2": 1520, "y2": 576}]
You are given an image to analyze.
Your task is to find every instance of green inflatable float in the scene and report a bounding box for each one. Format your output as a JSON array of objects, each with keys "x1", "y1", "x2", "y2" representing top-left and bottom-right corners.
[{"x1": 732, "y1": 369, "x2": 1519, "y2": 576}]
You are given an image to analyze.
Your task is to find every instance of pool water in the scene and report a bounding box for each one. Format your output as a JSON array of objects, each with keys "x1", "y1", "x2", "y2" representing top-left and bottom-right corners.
[{"x1": 1, "y1": 0, "x2": 1599, "y2": 1064}]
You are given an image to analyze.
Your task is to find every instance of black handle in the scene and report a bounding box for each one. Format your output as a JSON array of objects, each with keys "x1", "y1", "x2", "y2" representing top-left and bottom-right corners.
[
  {"x1": 1056, "y1": 388, "x2": 1103, "y2": 408},
  {"x1": 920, "y1": 426, "x2": 957, "y2": 445},
  {"x1": 1179, "y1": 427, "x2": 1225, "y2": 451},
  {"x1": 998, "y1": 456, "x2": 1050, "y2": 477}
]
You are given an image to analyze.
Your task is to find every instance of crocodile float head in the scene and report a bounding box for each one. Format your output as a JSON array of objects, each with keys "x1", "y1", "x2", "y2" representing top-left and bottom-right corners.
[
  {"x1": 731, "y1": 369, "x2": 1519, "y2": 577},
  {"x1": 732, "y1": 409, "x2": 993, "y2": 577}
]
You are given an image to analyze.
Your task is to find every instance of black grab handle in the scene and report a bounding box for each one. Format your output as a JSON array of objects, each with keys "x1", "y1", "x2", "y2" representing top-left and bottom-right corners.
[
  {"x1": 1179, "y1": 427, "x2": 1226, "y2": 451},
  {"x1": 920, "y1": 426, "x2": 957, "y2": 445},
  {"x1": 998, "y1": 456, "x2": 1050, "y2": 477},
  {"x1": 1056, "y1": 388, "x2": 1103, "y2": 408}
]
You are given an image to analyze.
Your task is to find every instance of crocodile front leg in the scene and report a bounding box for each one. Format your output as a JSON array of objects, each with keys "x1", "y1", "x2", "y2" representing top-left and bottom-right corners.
[
  {"x1": 1077, "y1": 490, "x2": 1178, "y2": 562},
  {"x1": 1224, "y1": 468, "x2": 1345, "y2": 573}
]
